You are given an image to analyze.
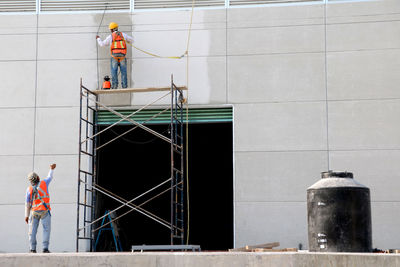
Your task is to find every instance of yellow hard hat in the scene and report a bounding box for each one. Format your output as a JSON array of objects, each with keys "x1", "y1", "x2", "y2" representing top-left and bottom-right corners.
[{"x1": 109, "y1": 22, "x2": 118, "y2": 30}]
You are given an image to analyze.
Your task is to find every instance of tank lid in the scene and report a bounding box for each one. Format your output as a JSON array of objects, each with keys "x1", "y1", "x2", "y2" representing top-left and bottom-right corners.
[
  {"x1": 321, "y1": 171, "x2": 353, "y2": 179},
  {"x1": 308, "y1": 171, "x2": 368, "y2": 190}
]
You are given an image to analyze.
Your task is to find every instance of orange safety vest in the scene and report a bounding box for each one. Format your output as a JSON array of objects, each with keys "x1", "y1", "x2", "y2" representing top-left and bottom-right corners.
[
  {"x1": 102, "y1": 80, "x2": 111, "y2": 89},
  {"x1": 110, "y1": 31, "x2": 127, "y2": 62},
  {"x1": 29, "y1": 181, "x2": 51, "y2": 211}
]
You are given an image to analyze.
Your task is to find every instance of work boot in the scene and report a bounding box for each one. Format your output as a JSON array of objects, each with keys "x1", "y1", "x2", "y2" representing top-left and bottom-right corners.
[
  {"x1": 43, "y1": 249, "x2": 50, "y2": 253},
  {"x1": 30, "y1": 249, "x2": 36, "y2": 253}
]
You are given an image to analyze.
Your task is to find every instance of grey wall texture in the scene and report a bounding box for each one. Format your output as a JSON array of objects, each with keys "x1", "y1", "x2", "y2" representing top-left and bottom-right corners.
[{"x1": 0, "y1": 0, "x2": 399, "y2": 252}]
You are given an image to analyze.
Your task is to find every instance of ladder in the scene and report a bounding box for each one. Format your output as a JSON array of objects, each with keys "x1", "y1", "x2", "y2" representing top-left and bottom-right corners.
[
  {"x1": 171, "y1": 80, "x2": 185, "y2": 245},
  {"x1": 76, "y1": 81, "x2": 98, "y2": 251},
  {"x1": 94, "y1": 210, "x2": 123, "y2": 252}
]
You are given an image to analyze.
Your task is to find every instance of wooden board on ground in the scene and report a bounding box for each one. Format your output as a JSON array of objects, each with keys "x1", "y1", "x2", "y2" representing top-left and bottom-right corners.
[
  {"x1": 229, "y1": 242, "x2": 280, "y2": 252},
  {"x1": 253, "y1": 248, "x2": 298, "y2": 252},
  {"x1": 91, "y1": 86, "x2": 187, "y2": 95},
  {"x1": 385, "y1": 249, "x2": 400, "y2": 253}
]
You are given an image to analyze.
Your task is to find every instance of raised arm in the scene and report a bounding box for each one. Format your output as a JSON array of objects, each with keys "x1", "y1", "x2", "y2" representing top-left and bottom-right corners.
[{"x1": 44, "y1": 164, "x2": 56, "y2": 187}]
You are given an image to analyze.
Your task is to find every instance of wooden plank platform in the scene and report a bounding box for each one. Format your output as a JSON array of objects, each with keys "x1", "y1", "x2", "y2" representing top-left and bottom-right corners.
[{"x1": 91, "y1": 86, "x2": 187, "y2": 95}]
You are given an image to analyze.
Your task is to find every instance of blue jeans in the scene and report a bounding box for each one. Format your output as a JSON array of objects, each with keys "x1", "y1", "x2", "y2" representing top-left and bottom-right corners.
[
  {"x1": 29, "y1": 211, "x2": 51, "y2": 250},
  {"x1": 110, "y1": 57, "x2": 128, "y2": 89}
]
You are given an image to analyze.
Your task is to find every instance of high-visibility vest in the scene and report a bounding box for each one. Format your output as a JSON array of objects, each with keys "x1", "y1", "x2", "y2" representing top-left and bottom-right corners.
[
  {"x1": 102, "y1": 80, "x2": 111, "y2": 89},
  {"x1": 110, "y1": 31, "x2": 127, "y2": 61},
  {"x1": 29, "y1": 181, "x2": 51, "y2": 212}
]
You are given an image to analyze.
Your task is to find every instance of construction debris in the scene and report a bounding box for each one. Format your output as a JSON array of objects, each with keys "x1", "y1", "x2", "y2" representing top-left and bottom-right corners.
[
  {"x1": 385, "y1": 249, "x2": 400, "y2": 254},
  {"x1": 229, "y1": 242, "x2": 298, "y2": 252}
]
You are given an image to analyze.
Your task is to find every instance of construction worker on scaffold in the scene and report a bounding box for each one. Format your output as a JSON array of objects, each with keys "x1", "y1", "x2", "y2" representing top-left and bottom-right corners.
[
  {"x1": 25, "y1": 163, "x2": 56, "y2": 253},
  {"x1": 96, "y1": 22, "x2": 133, "y2": 89}
]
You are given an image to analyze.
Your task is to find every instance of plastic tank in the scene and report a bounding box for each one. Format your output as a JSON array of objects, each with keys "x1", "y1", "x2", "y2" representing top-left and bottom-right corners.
[{"x1": 307, "y1": 171, "x2": 372, "y2": 252}]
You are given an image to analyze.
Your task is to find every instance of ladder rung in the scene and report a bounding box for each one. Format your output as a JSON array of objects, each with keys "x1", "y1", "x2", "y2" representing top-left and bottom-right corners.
[
  {"x1": 80, "y1": 150, "x2": 94, "y2": 157},
  {"x1": 85, "y1": 188, "x2": 93, "y2": 192},
  {"x1": 77, "y1": 237, "x2": 92, "y2": 240},
  {"x1": 79, "y1": 170, "x2": 93, "y2": 176},
  {"x1": 173, "y1": 168, "x2": 182, "y2": 174},
  {"x1": 88, "y1": 106, "x2": 97, "y2": 111},
  {"x1": 81, "y1": 118, "x2": 95, "y2": 125},
  {"x1": 173, "y1": 148, "x2": 182, "y2": 155},
  {"x1": 78, "y1": 203, "x2": 93, "y2": 208}
]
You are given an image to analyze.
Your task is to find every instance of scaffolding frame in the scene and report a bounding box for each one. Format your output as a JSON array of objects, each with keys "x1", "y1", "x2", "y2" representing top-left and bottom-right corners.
[{"x1": 76, "y1": 76, "x2": 187, "y2": 252}]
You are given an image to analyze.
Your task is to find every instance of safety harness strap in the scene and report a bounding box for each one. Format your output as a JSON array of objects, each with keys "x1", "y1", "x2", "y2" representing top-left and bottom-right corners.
[{"x1": 32, "y1": 185, "x2": 51, "y2": 216}]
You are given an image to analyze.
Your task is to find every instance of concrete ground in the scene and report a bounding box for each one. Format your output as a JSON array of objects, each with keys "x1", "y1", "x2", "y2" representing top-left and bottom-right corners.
[{"x1": 0, "y1": 252, "x2": 399, "y2": 267}]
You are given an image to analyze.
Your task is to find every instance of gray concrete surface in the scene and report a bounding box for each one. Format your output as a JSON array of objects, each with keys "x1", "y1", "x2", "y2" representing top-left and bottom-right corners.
[
  {"x1": 0, "y1": 252, "x2": 399, "y2": 267},
  {"x1": 0, "y1": 0, "x2": 399, "y2": 253}
]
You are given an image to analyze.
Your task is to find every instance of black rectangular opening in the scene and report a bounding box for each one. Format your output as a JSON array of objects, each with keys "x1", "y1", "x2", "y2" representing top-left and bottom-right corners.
[{"x1": 95, "y1": 122, "x2": 233, "y2": 251}]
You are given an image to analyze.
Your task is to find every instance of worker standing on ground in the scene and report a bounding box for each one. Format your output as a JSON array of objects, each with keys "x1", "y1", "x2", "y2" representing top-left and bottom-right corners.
[
  {"x1": 25, "y1": 163, "x2": 56, "y2": 253},
  {"x1": 96, "y1": 22, "x2": 134, "y2": 89}
]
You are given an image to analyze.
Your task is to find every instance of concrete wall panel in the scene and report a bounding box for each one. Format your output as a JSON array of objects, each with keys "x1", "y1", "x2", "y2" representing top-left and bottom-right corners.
[
  {"x1": 234, "y1": 102, "x2": 327, "y2": 152},
  {"x1": 328, "y1": 49, "x2": 400, "y2": 100},
  {"x1": 228, "y1": 25, "x2": 324, "y2": 55},
  {"x1": 0, "y1": 61, "x2": 36, "y2": 108},
  {"x1": 330, "y1": 150, "x2": 400, "y2": 202},
  {"x1": 235, "y1": 151, "x2": 327, "y2": 202},
  {"x1": 47, "y1": 203, "x2": 77, "y2": 252},
  {"x1": 133, "y1": 8, "x2": 226, "y2": 26},
  {"x1": 0, "y1": 156, "x2": 33, "y2": 204},
  {"x1": 0, "y1": 15, "x2": 37, "y2": 31},
  {"x1": 36, "y1": 60, "x2": 97, "y2": 107},
  {"x1": 328, "y1": 100, "x2": 400, "y2": 150},
  {"x1": 327, "y1": 0, "x2": 400, "y2": 24},
  {"x1": 228, "y1": 4, "x2": 323, "y2": 28},
  {"x1": 0, "y1": 34, "x2": 36, "y2": 61},
  {"x1": 132, "y1": 56, "x2": 226, "y2": 105},
  {"x1": 228, "y1": 53, "x2": 325, "y2": 103},
  {"x1": 327, "y1": 21, "x2": 400, "y2": 52},
  {"x1": 38, "y1": 14, "x2": 99, "y2": 28},
  {"x1": 132, "y1": 28, "x2": 226, "y2": 58},
  {"x1": 371, "y1": 202, "x2": 400, "y2": 249},
  {"x1": 33, "y1": 155, "x2": 78, "y2": 204},
  {"x1": 0, "y1": 108, "x2": 35, "y2": 155},
  {"x1": 0, "y1": 204, "x2": 30, "y2": 253},
  {"x1": 0, "y1": 203, "x2": 77, "y2": 253},
  {"x1": 34, "y1": 107, "x2": 79, "y2": 155},
  {"x1": 37, "y1": 33, "x2": 97, "y2": 60},
  {"x1": 235, "y1": 202, "x2": 307, "y2": 249}
]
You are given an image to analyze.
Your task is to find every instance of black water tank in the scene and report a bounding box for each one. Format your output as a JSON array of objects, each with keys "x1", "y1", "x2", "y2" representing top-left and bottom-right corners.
[{"x1": 307, "y1": 171, "x2": 372, "y2": 252}]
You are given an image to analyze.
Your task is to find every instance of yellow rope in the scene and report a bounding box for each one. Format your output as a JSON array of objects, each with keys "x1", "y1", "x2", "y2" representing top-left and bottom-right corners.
[
  {"x1": 127, "y1": 42, "x2": 185, "y2": 59},
  {"x1": 185, "y1": 0, "x2": 196, "y2": 246}
]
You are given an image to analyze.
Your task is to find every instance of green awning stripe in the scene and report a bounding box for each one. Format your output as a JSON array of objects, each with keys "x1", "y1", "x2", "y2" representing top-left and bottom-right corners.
[{"x1": 97, "y1": 108, "x2": 232, "y2": 125}]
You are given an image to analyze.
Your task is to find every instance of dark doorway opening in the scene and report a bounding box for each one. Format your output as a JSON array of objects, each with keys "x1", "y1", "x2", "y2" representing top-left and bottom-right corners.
[{"x1": 95, "y1": 122, "x2": 233, "y2": 251}]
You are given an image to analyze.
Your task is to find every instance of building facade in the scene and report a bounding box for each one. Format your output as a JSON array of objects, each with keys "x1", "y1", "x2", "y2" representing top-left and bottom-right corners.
[{"x1": 0, "y1": 0, "x2": 399, "y2": 252}]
